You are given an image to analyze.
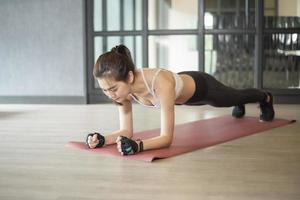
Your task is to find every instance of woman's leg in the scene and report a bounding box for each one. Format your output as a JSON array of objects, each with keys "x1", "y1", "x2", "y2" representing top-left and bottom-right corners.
[
  {"x1": 197, "y1": 72, "x2": 266, "y2": 107},
  {"x1": 181, "y1": 71, "x2": 274, "y2": 121}
]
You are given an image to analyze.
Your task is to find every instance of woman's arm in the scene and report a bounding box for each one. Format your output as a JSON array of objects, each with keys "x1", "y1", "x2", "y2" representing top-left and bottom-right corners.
[
  {"x1": 115, "y1": 75, "x2": 175, "y2": 155},
  {"x1": 88, "y1": 99, "x2": 133, "y2": 148},
  {"x1": 104, "y1": 99, "x2": 133, "y2": 145},
  {"x1": 142, "y1": 72, "x2": 176, "y2": 150}
]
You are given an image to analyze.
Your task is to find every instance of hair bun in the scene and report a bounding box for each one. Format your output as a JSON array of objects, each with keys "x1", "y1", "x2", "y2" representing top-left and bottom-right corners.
[
  {"x1": 111, "y1": 45, "x2": 131, "y2": 58},
  {"x1": 111, "y1": 45, "x2": 127, "y2": 54},
  {"x1": 111, "y1": 45, "x2": 119, "y2": 53}
]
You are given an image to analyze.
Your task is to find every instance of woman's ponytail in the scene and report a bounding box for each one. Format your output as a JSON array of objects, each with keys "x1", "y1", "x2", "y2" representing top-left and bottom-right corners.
[
  {"x1": 93, "y1": 44, "x2": 136, "y2": 82},
  {"x1": 111, "y1": 45, "x2": 134, "y2": 68}
]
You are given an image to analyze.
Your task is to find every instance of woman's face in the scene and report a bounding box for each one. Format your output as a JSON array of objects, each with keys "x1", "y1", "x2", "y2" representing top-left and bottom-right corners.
[{"x1": 97, "y1": 77, "x2": 131, "y2": 103}]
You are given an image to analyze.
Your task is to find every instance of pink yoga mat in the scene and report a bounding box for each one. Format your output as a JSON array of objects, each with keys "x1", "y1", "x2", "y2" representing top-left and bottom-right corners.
[{"x1": 67, "y1": 116, "x2": 295, "y2": 162}]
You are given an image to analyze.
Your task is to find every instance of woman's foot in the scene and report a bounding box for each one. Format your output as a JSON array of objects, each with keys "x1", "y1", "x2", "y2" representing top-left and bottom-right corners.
[
  {"x1": 259, "y1": 92, "x2": 275, "y2": 122},
  {"x1": 232, "y1": 104, "x2": 245, "y2": 118}
]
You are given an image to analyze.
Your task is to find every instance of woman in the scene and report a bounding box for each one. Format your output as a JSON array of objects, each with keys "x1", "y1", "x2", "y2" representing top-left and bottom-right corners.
[{"x1": 86, "y1": 45, "x2": 275, "y2": 156}]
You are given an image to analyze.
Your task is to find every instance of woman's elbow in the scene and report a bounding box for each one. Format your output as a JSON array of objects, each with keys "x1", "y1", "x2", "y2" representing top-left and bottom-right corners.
[
  {"x1": 164, "y1": 142, "x2": 172, "y2": 148},
  {"x1": 162, "y1": 136, "x2": 173, "y2": 148}
]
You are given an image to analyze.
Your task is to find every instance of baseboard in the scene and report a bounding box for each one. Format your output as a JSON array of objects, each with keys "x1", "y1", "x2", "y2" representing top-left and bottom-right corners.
[{"x1": 0, "y1": 96, "x2": 87, "y2": 104}]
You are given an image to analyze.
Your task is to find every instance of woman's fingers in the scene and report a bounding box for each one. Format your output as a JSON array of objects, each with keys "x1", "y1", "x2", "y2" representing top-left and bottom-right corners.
[
  {"x1": 92, "y1": 134, "x2": 98, "y2": 142},
  {"x1": 116, "y1": 136, "x2": 123, "y2": 153},
  {"x1": 87, "y1": 134, "x2": 99, "y2": 148},
  {"x1": 116, "y1": 136, "x2": 122, "y2": 143},
  {"x1": 117, "y1": 141, "x2": 122, "y2": 152},
  {"x1": 87, "y1": 136, "x2": 93, "y2": 147}
]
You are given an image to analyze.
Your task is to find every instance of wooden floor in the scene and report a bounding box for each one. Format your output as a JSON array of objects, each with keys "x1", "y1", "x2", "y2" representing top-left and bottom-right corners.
[{"x1": 0, "y1": 103, "x2": 299, "y2": 200}]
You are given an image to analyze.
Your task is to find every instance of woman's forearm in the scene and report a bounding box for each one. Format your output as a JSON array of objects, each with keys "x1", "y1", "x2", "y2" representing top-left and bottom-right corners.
[
  {"x1": 104, "y1": 129, "x2": 133, "y2": 145},
  {"x1": 142, "y1": 135, "x2": 173, "y2": 151}
]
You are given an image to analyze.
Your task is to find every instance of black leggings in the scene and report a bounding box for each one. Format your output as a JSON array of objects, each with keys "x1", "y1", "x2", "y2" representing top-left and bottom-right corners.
[{"x1": 178, "y1": 71, "x2": 266, "y2": 107}]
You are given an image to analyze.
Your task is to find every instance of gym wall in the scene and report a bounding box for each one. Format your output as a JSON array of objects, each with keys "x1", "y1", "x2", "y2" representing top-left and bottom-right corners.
[{"x1": 0, "y1": 0, "x2": 86, "y2": 103}]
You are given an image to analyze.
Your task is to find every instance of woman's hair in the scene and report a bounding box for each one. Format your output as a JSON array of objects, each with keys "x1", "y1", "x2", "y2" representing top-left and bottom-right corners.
[{"x1": 93, "y1": 45, "x2": 136, "y2": 82}]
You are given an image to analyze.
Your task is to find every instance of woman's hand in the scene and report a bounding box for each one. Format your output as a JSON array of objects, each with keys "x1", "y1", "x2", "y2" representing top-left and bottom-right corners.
[
  {"x1": 86, "y1": 132, "x2": 105, "y2": 148},
  {"x1": 116, "y1": 136, "x2": 142, "y2": 155}
]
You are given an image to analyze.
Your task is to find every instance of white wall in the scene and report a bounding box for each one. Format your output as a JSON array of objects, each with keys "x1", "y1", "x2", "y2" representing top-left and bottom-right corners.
[{"x1": 0, "y1": 0, "x2": 86, "y2": 103}]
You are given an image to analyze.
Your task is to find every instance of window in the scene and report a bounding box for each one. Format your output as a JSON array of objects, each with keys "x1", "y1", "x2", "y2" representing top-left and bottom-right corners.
[
  {"x1": 205, "y1": 0, "x2": 255, "y2": 29},
  {"x1": 205, "y1": 34, "x2": 255, "y2": 88},
  {"x1": 148, "y1": 0, "x2": 198, "y2": 30},
  {"x1": 149, "y1": 35, "x2": 198, "y2": 72},
  {"x1": 263, "y1": 0, "x2": 300, "y2": 89},
  {"x1": 87, "y1": 0, "x2": 300, "y2": 104}
]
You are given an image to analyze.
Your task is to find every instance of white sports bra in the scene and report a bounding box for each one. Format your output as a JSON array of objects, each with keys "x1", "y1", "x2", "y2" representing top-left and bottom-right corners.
[{"x1": 130, "y1": 69, "x2": 183, "y2": 108}]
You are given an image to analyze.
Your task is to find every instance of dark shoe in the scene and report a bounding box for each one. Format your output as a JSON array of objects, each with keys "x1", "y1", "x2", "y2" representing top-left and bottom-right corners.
[
  {"x1": 259, "y1": 92, "x2": 275, "y2": 122},
  {"x1": 232, "y1": 105, "x2": 245, "y2": 118}
]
